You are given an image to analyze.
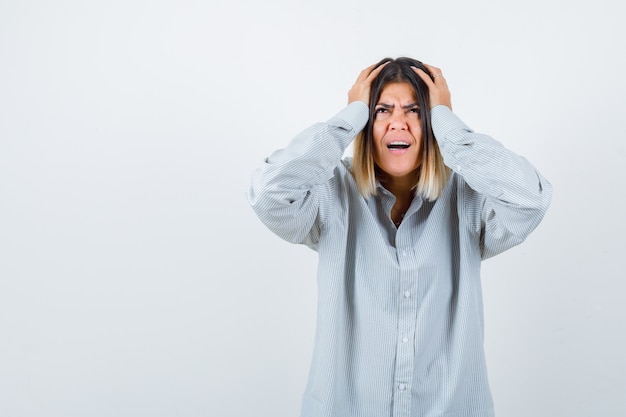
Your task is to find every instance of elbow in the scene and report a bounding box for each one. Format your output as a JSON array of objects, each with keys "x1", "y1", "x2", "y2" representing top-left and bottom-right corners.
[
  {"x1": 532, "y1": 175, "x2": 553, "y2": 218},
  {"x1": 246, "y1": 187, "x2": 319, "y2": 245}
]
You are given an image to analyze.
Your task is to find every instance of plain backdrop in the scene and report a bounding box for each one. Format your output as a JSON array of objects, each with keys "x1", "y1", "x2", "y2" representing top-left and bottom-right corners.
[{"x1": 1, "y1": 0, "x2": 624, "y2": 416}]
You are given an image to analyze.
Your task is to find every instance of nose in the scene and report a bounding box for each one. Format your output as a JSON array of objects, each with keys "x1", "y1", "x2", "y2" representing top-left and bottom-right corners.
[{"x1": 389, "y1": 111, "x2": 408, "y2": 130}]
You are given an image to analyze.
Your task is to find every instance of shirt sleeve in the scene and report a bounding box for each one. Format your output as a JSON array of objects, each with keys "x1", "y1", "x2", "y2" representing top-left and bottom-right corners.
[
  {"x1": 246, "y1": 101, "x2": 369, "y2": 246},
  {"x1": 430, "y1": 105, "x2": 553, "y2": 259}
]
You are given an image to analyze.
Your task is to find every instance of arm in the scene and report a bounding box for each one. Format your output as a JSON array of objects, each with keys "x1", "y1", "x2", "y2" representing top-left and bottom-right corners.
[
  {"x1": 246, "y1": 102, "x2": 368, "y2": 246},
  {"x1": 414, "y1": 64, "x2": 552, "y2": 258},
  {"x1": 431, "y1": 105, "x2": 552, "y2": 258},
  {"x1": 247, "y1": 63, "x2": 386, "y2": 246}
]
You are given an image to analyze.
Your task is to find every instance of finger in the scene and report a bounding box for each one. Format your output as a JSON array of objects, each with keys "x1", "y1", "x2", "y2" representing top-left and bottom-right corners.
[
  {"x1": 421, "y1": 63, "x2": 444, "y2": 82},
  {"x1": 365, "y1": 61, "x2": 389, "y2": 83},
  {"x1": 412, "y1": 66, "x2": 434, "y2": 87},
  {"x1": 421, "y1": 63, "x2": 441, "y2": 75},
  {"x1": 358, "y1": 64, "x2": 375, "y2": 79},
  {"x1": 357, "y1": 62, "x2": 380, "y2": 81},
  {"x1": 414, "y1": 64, "x2": 445, "y2": 83}
]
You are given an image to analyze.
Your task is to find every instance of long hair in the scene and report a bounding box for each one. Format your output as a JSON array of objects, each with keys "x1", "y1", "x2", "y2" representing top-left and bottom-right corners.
[{"x1": 352, "y1": 57, "x2": 450, "y2": 201}]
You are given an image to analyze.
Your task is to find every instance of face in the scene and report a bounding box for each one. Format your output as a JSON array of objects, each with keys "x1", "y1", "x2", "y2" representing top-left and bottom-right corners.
[{"x1": 372, "y1": 82, "x2": 422, "y2": 181}]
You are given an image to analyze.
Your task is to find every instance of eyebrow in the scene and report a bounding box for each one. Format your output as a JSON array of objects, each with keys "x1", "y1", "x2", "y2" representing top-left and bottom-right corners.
[{"x1": 375, "y1": 102, "x2": 420, "y2": 109}]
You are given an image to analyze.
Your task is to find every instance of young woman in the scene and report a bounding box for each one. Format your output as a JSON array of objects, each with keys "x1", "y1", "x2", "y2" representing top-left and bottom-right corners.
[{"x1": 247, "y1": 57, "x2": 552, "y2": 417}]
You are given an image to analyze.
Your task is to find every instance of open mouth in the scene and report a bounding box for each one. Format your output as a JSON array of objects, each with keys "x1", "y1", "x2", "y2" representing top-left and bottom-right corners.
[{"x1": 387, "y1": 141, "x2": 410, "y2": 150}]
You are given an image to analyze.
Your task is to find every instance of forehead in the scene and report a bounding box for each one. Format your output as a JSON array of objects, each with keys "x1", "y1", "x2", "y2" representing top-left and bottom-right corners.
[{"x1": 378, "y1": 82, "x2": 417, "y2": 103}]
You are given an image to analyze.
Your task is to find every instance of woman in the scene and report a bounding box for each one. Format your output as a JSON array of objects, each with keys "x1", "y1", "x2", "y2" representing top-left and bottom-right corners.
[{"x1": 247, "y1": 57, "x2": 552, "y2": 417}]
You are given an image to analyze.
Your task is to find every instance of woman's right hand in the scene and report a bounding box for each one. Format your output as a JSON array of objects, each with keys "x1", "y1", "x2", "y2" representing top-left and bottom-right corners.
[{"x1": 347, "y1": 62, "x2": 388, "y2": 105}]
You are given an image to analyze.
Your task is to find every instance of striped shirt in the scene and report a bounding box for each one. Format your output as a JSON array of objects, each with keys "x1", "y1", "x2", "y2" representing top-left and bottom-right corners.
[{"x1": 247, "y1": 102, "x2": 552, "y2": 417}]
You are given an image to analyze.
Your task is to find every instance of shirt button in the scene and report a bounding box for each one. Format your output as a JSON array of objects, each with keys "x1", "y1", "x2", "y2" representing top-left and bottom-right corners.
[
  {"x1": 399, "y1": 383, "x2": 406, "y2": 391},
  {"x1": 402, "y1": 250, "x2": 408, "y2": 256},
  {"x1": 404, "y1": 291, "x2": 411, "y2": 298},
  {"x1": 402, "y1": 337, "x2": 409, "y2": 343},
  {"x1": 456, "y1": 165, "x2": 462, "y2": 172}
]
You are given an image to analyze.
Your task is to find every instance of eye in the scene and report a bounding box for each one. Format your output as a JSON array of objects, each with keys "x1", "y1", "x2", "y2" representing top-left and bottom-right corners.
[
  {"x1": 407, "y1": 107, "x2": 421, "y2": 117},
  {"x1": 374, "y1": 107, "x2": 390, "y2": 119}
]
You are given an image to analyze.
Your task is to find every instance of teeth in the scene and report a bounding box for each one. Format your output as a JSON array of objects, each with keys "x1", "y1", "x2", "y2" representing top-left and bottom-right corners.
[{"x1": 388, "y1": 141, "x2": 410, "y2": 149}]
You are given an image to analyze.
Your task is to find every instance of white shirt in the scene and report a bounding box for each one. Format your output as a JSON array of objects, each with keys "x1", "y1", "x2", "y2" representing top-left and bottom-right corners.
[{"x1": 247, "y1": 102, "x2": 552, "y2": 417}]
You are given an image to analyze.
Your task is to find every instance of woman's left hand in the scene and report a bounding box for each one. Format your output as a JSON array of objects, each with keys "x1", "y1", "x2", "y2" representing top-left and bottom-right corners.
[{"x1": 412, "y1": 64, "x2": 452, "y2": 111}]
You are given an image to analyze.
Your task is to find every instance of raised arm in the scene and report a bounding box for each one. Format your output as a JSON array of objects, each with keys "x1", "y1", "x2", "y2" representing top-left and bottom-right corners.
[
  {"x1": 246, "y1": 64, "x2": 386, "y2": 246},
  {"x1": 414, "y1": 64, "x2": 552, "y2": 258}
]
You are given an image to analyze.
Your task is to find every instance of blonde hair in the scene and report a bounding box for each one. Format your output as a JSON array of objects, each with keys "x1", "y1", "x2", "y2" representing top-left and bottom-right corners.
[
  {"x1": 351, "y1": 57, "x2": 450, "y2": 201},
  {"x1": 352, "y1": 132, "x2": 449, "y2": 201}
]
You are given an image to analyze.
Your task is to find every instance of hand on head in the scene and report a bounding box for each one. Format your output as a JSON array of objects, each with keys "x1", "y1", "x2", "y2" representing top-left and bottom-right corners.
[
  {"x1": 347, "y1": 62, "x2": 389, "y2": 105},
  {"x1": 347, "y1": 60, "x2": 452, "y2": 111},
  {"x1": 412, "y1": 63, "x2": 452, "y2": 111}
]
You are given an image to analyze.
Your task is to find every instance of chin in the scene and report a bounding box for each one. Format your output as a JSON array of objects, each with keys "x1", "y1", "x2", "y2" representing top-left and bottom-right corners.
[{"x1": 378, "y1": 166, "x2": 420, "y2": 180}]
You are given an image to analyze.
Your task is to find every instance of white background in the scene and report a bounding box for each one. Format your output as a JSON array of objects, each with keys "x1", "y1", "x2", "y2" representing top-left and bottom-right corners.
[{"x1": 1, "y1": 0, "x2": 624, "y2": 416}]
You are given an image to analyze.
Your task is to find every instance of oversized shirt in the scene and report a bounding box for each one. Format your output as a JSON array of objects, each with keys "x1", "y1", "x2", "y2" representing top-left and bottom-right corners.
[{"x1": 247, "y1": 101, "x2": 552, "y2": 417}]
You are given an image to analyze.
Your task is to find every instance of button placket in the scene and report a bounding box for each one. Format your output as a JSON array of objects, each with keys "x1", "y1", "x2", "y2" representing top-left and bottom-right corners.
[
  {"x1": 392, "y1": 211, "x2": 420, "y2": 417},
  {"x1": 393, "y1": 266, "x2": 416, "y2": 411}
]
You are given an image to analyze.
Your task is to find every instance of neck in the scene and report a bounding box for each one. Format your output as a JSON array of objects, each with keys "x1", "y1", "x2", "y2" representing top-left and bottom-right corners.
[
  {"x1": 379, "y1": 171, "x2": 418, "y2": 227},
  {"x1": 380, "y1": 173, "x2": 417, "y2": 203},
  {"x1": 385, "y1": 178, "x2": 414, "y2": 227}
]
